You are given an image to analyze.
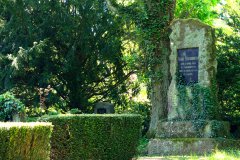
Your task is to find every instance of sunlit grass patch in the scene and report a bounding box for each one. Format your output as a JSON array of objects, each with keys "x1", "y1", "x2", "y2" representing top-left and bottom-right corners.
[
  {"x1": 137, "y1": 149, "x2": 240, "y2": 160},
  {"x1": 208, "y1": 150, "x2": 240, "y2": 160},
  {"x1": 136, "y1": 156, "x2": 206, "y2": 160}
]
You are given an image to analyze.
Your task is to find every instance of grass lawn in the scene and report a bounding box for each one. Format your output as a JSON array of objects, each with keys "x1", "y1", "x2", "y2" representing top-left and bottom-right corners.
[{"x1": 136, "y1": 150, "x2": 240, "y2": 160}]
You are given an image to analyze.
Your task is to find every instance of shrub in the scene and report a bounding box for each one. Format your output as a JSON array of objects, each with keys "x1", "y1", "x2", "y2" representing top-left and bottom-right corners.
[
  {"x1": 0, "y1": 122, "x2": 52, "y2": 160},
  {"x1": 68, "y1": 108, "x2": 82, "y2": 114},
  {"x1": 42, "y1": 114, "x2": 142, "y2": 160},
  {"x1": 117, "y1": 101, "x2": 151, "y2": 135},
  {"x1": 0, "y1": 92, "x2": 25, "y2": 121}
]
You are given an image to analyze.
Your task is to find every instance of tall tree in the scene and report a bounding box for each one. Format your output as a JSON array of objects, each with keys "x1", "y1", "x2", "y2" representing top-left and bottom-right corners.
[
  {"x1": 109, "y1": 0, "x2": 221, "y2": 136},
  {"x1": 216, "y1": 0, "x2": 240, "y2": 121},
  {"x1": 143, "y1": 0, "x2": 176, "y2": 137},
  {"x1": 0, "y1": 0, "x2": 130, "y2": 111},
  {"x1": 108, "y1": 0, "x2": 176, "y2": 136}
]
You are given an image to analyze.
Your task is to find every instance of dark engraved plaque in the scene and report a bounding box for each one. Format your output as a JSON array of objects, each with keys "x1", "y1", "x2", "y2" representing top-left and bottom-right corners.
[{"x1": 177, "y1": 48, "x2": 199, "y2": 84}]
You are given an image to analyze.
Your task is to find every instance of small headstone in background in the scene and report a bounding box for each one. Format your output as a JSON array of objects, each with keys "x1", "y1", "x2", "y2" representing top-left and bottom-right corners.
[{"x1": 94, "y1": 102, "x2": 114, "y2": 114}]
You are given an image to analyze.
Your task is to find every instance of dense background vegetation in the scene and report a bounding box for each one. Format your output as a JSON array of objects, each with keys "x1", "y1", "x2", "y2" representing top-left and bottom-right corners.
[
  {"x1": 0, "y1": 0, "x2": 239, "y2": 125},
  {"x1": 216, "y1": 0, "x2": 240, "y2": 121},
  {"x1": 0, "y1": 0, "x2": 132, "y2": 113}
]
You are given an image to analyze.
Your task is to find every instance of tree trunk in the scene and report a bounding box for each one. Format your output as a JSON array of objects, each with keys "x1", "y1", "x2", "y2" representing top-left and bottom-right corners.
[
  {"x1": 144, "y1": 0, "x2": 175, "y2": 138},
  {"x1": 148, "y1": 40, "x2": 171, "y2": 137}
]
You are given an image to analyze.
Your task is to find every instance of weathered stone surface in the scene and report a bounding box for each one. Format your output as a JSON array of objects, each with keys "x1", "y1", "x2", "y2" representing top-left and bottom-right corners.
[
  {"x1": 148, "y1": 138, "x2": 240, "y2": 156},
  {"x1": 147, "y1": 19, "x2": 235, "y2": 157},
  {"x1": 168, "y1": 19, "x2": 218, "y2": 120},
  {"x1": 156, "y1": 121, "x2": 230, "y2": 138}
]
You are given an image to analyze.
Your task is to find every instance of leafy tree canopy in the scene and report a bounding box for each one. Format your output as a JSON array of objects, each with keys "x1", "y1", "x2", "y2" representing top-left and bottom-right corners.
[
  {"x1": 175, "y1": 0, "x2": 219, "y2": 24},
  {"x1": 0, "y1": 0, "x2": 130, "y2": 112},
  {"x1": 216, "y1": 0, "x2": 240, "y2": 121}
]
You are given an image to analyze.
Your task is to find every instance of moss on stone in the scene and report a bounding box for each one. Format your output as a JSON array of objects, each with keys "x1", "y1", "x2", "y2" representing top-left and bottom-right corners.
[
  {"x1": 171, "y1": 18, "x2": 212, "y2": 29},
  {"x1": 168, "y1": 19, "x2": 218, "y2": 120},
  {"x1": 148, "y1": 138, "x2": 240, "y2": 156},
  {"x1": 156, "y1": 120, "x2": 230, "y2": 138}
]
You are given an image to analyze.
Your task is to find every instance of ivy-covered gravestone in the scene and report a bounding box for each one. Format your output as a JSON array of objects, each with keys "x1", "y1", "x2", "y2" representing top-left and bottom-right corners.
[
  {"x1": 148, "y1": 19, "x2": 240, "y2": 156},
  {"x1": 168, "y1": 19, "x2": 218, "y2": 120}
]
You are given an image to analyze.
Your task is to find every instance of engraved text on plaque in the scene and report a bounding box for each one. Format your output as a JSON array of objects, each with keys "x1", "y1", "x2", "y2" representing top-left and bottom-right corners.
[{"x1": 177, "y1": 48, "x2": 199, "y2": 84}]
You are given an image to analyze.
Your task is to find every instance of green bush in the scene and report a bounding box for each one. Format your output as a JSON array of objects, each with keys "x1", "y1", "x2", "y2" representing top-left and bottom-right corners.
[
  {"x1": 117, "y1": 101, "x2": 151, "y2": 135},
  {"x1": 0, "y1": 92, "x2": 25, "y2": 121},
  {"x1": 42, "y1": 114, "x2": 142, "y2": 160},
  {"x1": 67, "y1": 108, "x2": 82, "y2": 114},
  {"x1": 0, "y1": 122, "x2": 52, "y2": 160}
]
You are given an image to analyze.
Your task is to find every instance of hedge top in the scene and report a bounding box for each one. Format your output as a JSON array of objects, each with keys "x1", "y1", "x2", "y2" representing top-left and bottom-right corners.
[
  {"x1": 41, "y1": 113, "x2": 142, "y2": 119},
  {"x1": 0, "y1": 122, "x2": 52, "y2": 129}
]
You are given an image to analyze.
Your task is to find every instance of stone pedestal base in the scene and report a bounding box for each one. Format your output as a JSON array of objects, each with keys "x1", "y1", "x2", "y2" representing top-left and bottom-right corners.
[
  {"x1": 148, "y1": 138, "x2": 240, "y2": 156},
  {"x1": 156, "y1": 121, "x2": 230, "y2": 138}
]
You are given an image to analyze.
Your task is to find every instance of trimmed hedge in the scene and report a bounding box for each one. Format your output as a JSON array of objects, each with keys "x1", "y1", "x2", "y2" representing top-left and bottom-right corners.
[
  {"x1": 0, "y1": 122, "x2": 52, "y2": 160},
  {"x1": 42, "y1": 114, "x2": 142, "y2": 160}
]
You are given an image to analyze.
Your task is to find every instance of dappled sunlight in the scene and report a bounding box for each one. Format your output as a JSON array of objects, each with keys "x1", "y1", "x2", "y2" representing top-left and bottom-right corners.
[
  {"x1": 210, "y1": 150, "x2": 240, "y2": 160},
  {"x1": 116, "y1": 0, "x2": 136, "y2": 6},
  {"x1": 137, "y1": 150, "x2": 240, "y2": 159},
  {"x1": 212, "y1": 151, "x2": 228, "y2": 159},
  {"x1": 0, "y1": 0, "x2": 240, "y2": 159}
]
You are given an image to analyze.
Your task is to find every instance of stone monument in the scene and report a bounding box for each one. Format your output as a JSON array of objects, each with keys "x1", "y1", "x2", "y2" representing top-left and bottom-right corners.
[
  {"x1": 148, "y1": 19, "x2": 240, "y2": 155},
  {"x1": 167, "y1": 19, "x2": 218, "y2": 120}
]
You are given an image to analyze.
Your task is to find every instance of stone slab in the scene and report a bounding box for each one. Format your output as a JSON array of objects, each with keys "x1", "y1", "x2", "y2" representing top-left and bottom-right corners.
[
  {"x1": 156, "y1": 120, "x2": 230, "y2": 138},
  {"x1": 168, "y1": 19, "x2": 218, "y2": 120},
  {"x1": 148, "y1": 138, "x2": 240, "y2": 156}
]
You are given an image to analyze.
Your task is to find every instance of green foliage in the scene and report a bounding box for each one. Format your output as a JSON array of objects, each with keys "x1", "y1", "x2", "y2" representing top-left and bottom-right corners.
[
  {"x1": 0, "y1": 92, "x2": 25, "y2": 121},
  {"x1": 0, "y1": 122, "x2": 52, "y2": 160},
  {"x1": 0, "y1": 0, "x2": 130, "y2": 111},
  {"x1": 68, "y1": 108, "x2": 82, "y2": 114},
  {"x1": 176, "y1": 83, "x2": 219, "y2": 120},
  {"x1": 47, "y1": 107, "x2": 61, "y2": 116},
  {"x1": 137, "y1": 137, "x2": 149, "y2": 156},
  {"x1": 112, "y1": 0, "x2": 218, "y2": 82},
  {"x1": 175, "y1": 0, "x2": 219, "y2": 24},
  {"x1": 25, "y1": 107, "x2": 46, "y2": 118},
  {"x1": 117, "y1": 101, "x2": 151, "y2": 135},
  {"x1": 41, "y1": 114, "x2": 142, "y2": 160},
  {"x1": 216, "y1": 1, "x2": 240, "y2": 121},
  {"x1": 108, "y1": 0, "x2": 176, "y2": 135},
  {"x1": 110, "y1": 0, "x2": 175, "y2": 80}
]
